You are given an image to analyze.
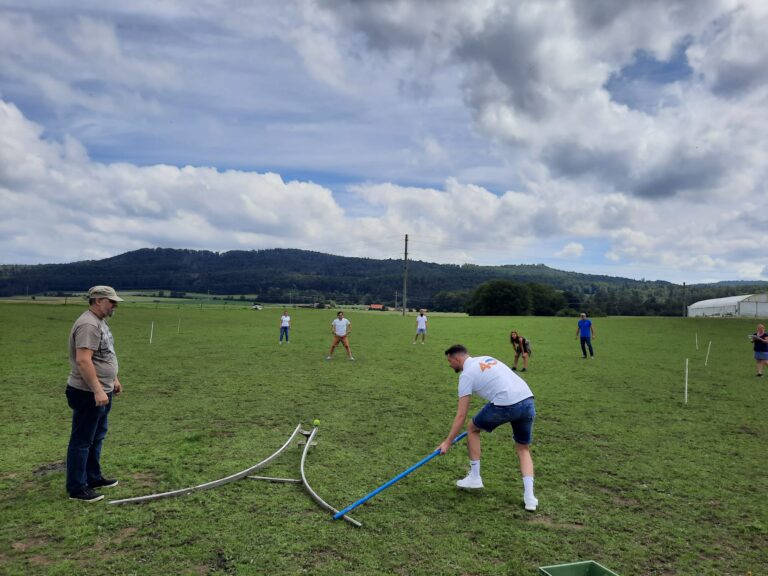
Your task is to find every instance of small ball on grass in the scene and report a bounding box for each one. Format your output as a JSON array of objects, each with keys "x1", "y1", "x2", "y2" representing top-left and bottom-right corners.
[{"x1": 312, "y1": 419, "x2": 321, "y2": 426}]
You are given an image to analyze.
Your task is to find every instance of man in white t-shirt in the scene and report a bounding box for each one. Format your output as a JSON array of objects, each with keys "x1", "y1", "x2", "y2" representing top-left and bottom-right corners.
[
  {"x1": 327, "y1": 311, "x2": 354, "y2": 360},
  {"x1": 413, "y1": 311, "x2": 428, "y2": 344},
  {"x1": 438, "y1": 344, "x2": 538, "y2": 511},
  {"x1": 279, "y1": 310, "x2": 291, "y2": 344}
]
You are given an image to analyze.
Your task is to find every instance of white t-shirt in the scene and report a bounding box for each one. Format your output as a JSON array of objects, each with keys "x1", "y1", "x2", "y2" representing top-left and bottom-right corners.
[
  {"x1": 416, "y1": 315, "x2": 428, "y2": 330},
  {"x1": 280, "y1": 315, "x2": 291, "y2": 327},
  {"x1": 332, "y1": 318, "x2": 350, "y2": 336},
  {"x1": 457, "y1": 356, "x2": 533, "y2": 406}
]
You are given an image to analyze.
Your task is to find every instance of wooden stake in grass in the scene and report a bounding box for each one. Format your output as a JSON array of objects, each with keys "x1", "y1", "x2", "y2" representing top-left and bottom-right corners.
[
  {"x1": 177, "y1": 317, "x2": 181, "y2": 334},
  {"x1": 149, "y1": 321, "x2": 154, "y2": 345},
  {"x1": 685, "y1": 358, "x2": 689, "y2": 404},
  {"x1": 695, "y1": 332, "x2": 699, "y2": 350},
  {"x1": 705, "y1": 340, "x2": 711, "y2": 366}
]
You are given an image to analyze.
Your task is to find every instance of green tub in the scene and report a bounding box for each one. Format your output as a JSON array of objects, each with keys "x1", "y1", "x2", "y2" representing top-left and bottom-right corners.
[{"x1": 538, "y1": 560, "x2": 619, "y2": 576}]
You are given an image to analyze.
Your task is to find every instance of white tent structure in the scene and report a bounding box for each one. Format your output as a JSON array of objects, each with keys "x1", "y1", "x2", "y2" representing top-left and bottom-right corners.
[{"x1": 687, "y1": 294, "x2": 768, "y2": 318}]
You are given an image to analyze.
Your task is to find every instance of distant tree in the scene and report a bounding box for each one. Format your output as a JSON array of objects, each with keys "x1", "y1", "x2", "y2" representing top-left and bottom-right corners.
[
  {"x1": 465, "y1": 280, "x2": 530, "y2": 316},
  {"x1": 529, "y1": 283, "x2": 567, "y2": 316},
  {"x1": 432, "y1": 290, "x2": 471, "y2": 312}
]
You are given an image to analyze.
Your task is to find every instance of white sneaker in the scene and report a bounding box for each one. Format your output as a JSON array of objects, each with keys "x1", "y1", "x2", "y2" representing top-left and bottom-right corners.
[
  {"x1": 524, "y1": 496, "x2": 538, "y2": 511},
  {"x1": 325, "y1": 356, "x2": 332, "y2": 360},
  {"x1": 456, "y1": 474, "x2": 484, "y2": 489},
  {"x1": 349, "y1": 357, "x2": 355, "y2": 361}
]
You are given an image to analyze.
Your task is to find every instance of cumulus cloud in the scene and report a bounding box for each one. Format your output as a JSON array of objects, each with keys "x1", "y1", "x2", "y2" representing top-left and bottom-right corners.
[
  {"x1": 557, "y1": 243, "x2": 584, "y2": 259},
  {"x1": 0, "y1": 1, "x2": 766, "y2": 284}
]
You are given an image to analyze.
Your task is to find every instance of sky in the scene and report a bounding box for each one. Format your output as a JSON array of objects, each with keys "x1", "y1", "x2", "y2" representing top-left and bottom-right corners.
[{"x1": 0, "y1": 0, "x2": 766, "y2": 284}]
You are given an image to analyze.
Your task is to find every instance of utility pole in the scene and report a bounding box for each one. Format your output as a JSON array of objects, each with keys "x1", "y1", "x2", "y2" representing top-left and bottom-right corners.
[
  {"x1": 402, "y1": 234, "x2": 408, "y2": 316},
  {"x1": 682, "y1": 282, "x2": 686, "y2": 317}
]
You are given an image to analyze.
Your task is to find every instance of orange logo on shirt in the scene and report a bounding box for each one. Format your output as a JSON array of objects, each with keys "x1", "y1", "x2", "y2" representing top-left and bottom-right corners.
[{"x1": 479, "y1": 358, "x2": 498, "y2": 372}]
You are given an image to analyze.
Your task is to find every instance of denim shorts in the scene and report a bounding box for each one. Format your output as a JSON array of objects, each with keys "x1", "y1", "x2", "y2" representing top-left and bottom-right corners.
[
  {"x1": 755, "y1": 351, "x2": 768, "y2": 361},
  {"x1": 472, "y1": 396, "x2": 535, "y2": 444}
]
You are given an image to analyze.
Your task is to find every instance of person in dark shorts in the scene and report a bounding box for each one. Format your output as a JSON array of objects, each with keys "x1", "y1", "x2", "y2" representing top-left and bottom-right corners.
[
  {"x1": 438, "y1": 344, "x2": 539, "y2": 511},
  {"x1": 509, "y1": 330, "x2": 531, "y2": 371}
]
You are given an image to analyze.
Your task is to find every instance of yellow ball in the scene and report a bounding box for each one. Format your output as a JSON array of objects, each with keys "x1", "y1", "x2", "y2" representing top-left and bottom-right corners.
[{"x1": 312, "y1": 419, "x2": 321, "y2": 426}]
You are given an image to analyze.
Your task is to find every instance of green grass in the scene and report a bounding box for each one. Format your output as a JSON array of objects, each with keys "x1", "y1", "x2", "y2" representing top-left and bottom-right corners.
[{"x1": 0, "y1": 303, "x2": 765, "y2": 575}]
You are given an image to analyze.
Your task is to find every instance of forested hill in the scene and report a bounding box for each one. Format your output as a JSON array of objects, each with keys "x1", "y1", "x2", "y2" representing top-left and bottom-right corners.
[
  {"x1": 0, "y1": 247, "x2": 657, "y2": 298},
  {"x1": 1, "y1": 247, "x2": 766, "y2": 315}
]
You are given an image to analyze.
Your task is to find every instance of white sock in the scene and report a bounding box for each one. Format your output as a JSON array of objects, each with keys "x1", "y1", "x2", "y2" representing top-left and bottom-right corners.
[
  {"x1": 469, "y1": 460, "x2": 481, "y2": 478},
  {"x1": 523, "y1": 475, "x2": 535, "y2": 499}
]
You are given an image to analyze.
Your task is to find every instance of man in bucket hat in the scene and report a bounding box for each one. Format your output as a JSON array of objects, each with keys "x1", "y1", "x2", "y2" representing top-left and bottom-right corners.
[{"x1": 65, "y1": 286, "x2": 125, "y2": 502}]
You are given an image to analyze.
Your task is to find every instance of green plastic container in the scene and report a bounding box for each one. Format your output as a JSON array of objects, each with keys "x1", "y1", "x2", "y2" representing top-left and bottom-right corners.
[{"x1": 538, "y1": 560, "x2": 619, "y2": 576}]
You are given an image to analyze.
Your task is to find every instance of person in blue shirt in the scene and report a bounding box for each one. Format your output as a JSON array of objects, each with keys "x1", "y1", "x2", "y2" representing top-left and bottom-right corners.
[{"x1": 575, "y1": 313, "x2": 595, "y2": 359}]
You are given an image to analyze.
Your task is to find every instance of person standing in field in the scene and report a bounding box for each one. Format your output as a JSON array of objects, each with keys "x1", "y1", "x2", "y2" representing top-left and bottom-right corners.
[
  {"x1": 65, "y1": 286, "x2": 124, "y2": 502},
  {"x1": 750, "y1": 324, "x2": 768, "y2": 377},
  {"x1": 327, "y1": 311, "x2": 354, "y2": 360},
  {"x1": 413, "y1": 311, "x2": 428, "y2": 344},
  {"x1": 279, "y1": 310, "x2": 291, "y2": 344},
  {"x1": 576, "y1": 312, "x2": 595, "y2": 358},
  {"x1": 509, "y1": 330, "x2": 531, "y2": 371},
  {"x1": 438, "y1": 344, "x2": 538, "y2": 511}
]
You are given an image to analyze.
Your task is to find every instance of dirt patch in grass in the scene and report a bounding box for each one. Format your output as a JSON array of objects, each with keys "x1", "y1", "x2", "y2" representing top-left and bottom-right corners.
[
  {"x1": 130, "y1": 470, "x2": 162, "y2": 487},
  {"x1": 113, "y1": 526, "x2": 139, "y2": 545},
  {"x1": 33, "y1": 461, "x2": 66, "y2": 476},
  {"x1": 11, "y1": 537, "x2": 51, "y2": 551},
  {"x1": 529, "y1": 515, "x2": 586, "y2": 530},
  {"x1": 29, "y1": 554, "x2": 54, "y2": 566}
]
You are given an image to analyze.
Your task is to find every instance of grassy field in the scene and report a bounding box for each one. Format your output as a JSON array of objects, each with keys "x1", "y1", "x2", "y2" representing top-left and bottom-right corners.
[{"x1": 0, "y1": 303, "x2": 765, "y2": 575}]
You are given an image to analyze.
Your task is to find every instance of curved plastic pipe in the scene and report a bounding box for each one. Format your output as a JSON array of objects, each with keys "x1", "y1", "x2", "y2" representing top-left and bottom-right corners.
[
  {"x1": 109, "y1": 423, "x2": 303, "y2": 505},
  {"x1": 299, "y1": 427, "x2": 361, "y2": 527}
]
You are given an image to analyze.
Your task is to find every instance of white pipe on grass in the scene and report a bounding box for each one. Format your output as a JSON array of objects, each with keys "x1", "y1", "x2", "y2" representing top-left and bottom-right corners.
[
  {"x1": 109, "y1": 423, "x2": 303, "y2": 504},
  {"x1": 705, "y1": 340, "x2": 711, "y2": 366},
  {"x1": 149, "y1": 321, "x2": 154, "y2": 345}
]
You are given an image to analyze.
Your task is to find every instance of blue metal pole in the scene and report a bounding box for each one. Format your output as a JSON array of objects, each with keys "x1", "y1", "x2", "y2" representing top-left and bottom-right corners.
[{"x1": 332, "y1": 431, "x2": 468, "y2": 520}]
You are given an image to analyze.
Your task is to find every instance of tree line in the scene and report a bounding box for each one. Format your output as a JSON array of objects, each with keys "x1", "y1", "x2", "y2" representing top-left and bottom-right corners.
[{"x1": 1, "y1": 247, "x2": 765, "y2": 316}]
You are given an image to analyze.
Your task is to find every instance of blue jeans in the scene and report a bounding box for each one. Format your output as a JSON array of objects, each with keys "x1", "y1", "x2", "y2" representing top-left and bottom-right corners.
[
  {"x1": 66, "y1": 386, "x2": 112, "y2": 495},
  {"x1": 280, "y1": 326, "x2": 290, "y2": 342},
  {"x1": 580, "y1": 337, "x2": 594, "y2": 357}
]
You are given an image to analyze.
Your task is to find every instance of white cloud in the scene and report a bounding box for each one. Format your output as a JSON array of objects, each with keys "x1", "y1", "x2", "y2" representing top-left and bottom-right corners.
[
  {"x1": 557, "y1": 243, "x2": 584, "y2": 259},
  {"x1": 0, "y1": 1, "x2": 766, "y2": 284}
]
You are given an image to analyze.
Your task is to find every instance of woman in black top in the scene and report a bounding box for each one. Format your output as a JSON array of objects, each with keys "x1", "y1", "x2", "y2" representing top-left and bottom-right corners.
[{"x1": 510, "y1": 330, "x2": 531, "y2": 372}]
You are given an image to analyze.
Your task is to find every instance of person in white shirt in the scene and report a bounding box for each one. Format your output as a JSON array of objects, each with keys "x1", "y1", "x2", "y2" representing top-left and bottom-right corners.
[
  {"x1": 438, "y1": 344, "x2": 538, "y2": 511},
  {"x1": 413, "y1": 312, "x2": 428, "y2": 344},
  {"x1": 279, "y1": 310, "x2": 291, "y2": 344},
  {"x1": 327, "y1": 311, "x2": 354, "y2": 360}
]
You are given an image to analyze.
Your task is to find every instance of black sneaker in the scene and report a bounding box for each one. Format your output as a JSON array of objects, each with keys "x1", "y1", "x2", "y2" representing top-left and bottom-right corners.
[
  {"x1": 89, "y1": 477, "x2": 119, "y2": 489},
  {"x1": 69, "y1": 488, "x2": 104, "y2": 502},
  {"x1": 521, "y1": 368, "x2": 527, "y2": 372},
  {"x1": 511, "y1": 366, "x2": 517, "y2": 371}
]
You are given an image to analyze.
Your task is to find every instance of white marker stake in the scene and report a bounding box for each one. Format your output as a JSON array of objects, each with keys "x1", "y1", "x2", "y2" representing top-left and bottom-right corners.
[
  {"x1": 177, "y1": 317, "x2": 181, "y2": 334},
  {"x1": 705, "y1": 340, "x2": 711, "y2": 366},
  {"x1": 695, "y1": 332, "x2": 698, "y2": 350},
  {"x1": 149, "y1": 321, "x2": 154, "y2": 345},
  {"x1": 684, "y1": 358, "x2": 688, "y2": 404}
]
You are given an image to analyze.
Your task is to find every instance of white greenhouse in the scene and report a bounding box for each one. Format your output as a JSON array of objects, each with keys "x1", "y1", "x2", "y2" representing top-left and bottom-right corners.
[{"x1": 687, "y1": 294, "x2": 768, "y2": 318}]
